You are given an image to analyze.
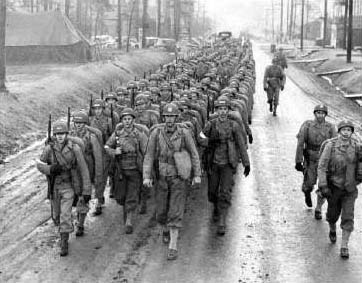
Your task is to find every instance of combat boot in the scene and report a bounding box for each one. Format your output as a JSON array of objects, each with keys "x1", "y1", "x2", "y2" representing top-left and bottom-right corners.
[
  {"x1": 269, "y1": 103, "x2": 273, "y2": 112},
  {"x1": 304, "y1": 192, "x2": 312, "y2": 208},
  {"x1": 217, "y1": 211, "x2": 226, "y2": 236},
  {"x1": 329, "y1": 223, "x2": 337, "y2": 243},
  {"x1": 212, "y1": 205, "x2": 220, "y2": 222},
  {"x1": 60, "y1": 233, "x2": 69, "y2": 256},
  {"x1": 76, "y1": 213, "x2": 86, "y2": 237},
  {"x1": 92, "y1": 205, "x2": 102, "y2": 216},
  {"x1": 125, "y1": 211, "x2": 133, "y2": 234},
  {"x1": 340, "y1": 230, "x2": 351, "y2": 259},
  {"x1": 167, "y1": 227, "x2": 179, "y2": 260},
  {"x1": 139, "y1": 198, "x2": 147, "y2": 215}
]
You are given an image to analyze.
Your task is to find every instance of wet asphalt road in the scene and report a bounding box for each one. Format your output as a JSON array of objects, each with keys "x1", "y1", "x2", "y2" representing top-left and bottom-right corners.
[{"x1": 138, "y1": 45, "x2": 362, "y2": 283}]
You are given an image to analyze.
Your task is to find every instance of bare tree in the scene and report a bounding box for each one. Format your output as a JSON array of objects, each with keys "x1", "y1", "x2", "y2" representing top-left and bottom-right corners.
[
  {"x1": 65, "y1": 0, "x2": 70, "y2": 17},
  {"x1": 0, "y1": 0, "x2": 7, "y2": 93},
  {"x1": 141, "y1": 0, "x2": 148, "y2": 48},
  {"x1": 127, "y1": 0, "x2": 136, "y2": 52},
  {"x1": 156, "y1": 0, "x2": 161, "y2": 37},
  {"x1": 118, "y1": 0, "x2": 122, "y2": 49}
]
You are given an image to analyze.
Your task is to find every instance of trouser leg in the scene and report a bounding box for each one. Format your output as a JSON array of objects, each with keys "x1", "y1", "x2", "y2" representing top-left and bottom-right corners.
[{"x1": 58, "y1": 185, "x2": 74, "y2": 234}]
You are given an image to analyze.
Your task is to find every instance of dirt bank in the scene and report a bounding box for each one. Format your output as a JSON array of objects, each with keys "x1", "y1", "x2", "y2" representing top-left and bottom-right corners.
[{"x1": 0, "y1": 50, "x2": 173, "y2": 158}]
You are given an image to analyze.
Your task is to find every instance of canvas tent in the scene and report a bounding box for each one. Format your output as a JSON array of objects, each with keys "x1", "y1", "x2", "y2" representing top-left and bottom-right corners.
[{"x1": 6, "y1": 11, "x2": 94, "y2": 64}]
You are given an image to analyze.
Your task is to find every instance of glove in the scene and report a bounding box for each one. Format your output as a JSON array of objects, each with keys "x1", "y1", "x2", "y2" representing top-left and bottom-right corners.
[
  {"x1": 50, "y1": 164, "x2": 63, "y2": 175},
  {"x1": 281, "y1": 85, "x2": 284, "y2": 91},
  {"x1": 248, "y1": 134, "x2": 253, "y2": 144},
  {"x1": 83, "y1": 195, "x2": 91, "y2": 203},
  {"x1": 244, "y1": 165, "x2": 250, "y2": 177},
  {"x1": 320, "y1": 186, "x2": 332, "y2": 198},
  {"x1": 295, "y1": 163, "x2": 304, "y2": 172}
]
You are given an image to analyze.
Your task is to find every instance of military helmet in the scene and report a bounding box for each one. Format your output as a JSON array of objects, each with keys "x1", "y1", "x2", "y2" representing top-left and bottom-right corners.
[
  {"x1": 120, "y1": 108, "x2": 136, "y2": 119},
  {"x1": 149, "y1": 74, "x2": 159, "y2": 81},
  {"x1": 92, "y1": 98, "x2": 104, "y2": 108},
  {"x1": 138, "y1": 79, "x2": 149, "y2": 88},
  {"x1": 105, "y1": 92, "x2": 118, "y2": 101},
  {"x1": 189, "y1": 87, "x2": 199, "y2": 94},
  {"x1": 313, "y1": 104, "x2": 328, "y2": 115},
  {"x1": 337, "y1": 120, "x2": 354, "y2": 133},
  {"x1": 127, "y1": 80, "x2": 138, "y2": 89},
  {"x1": 53, "y1": 121, "x2": 69, "y2": 134},
  {"x1": 150, "y1": 87, "x2": 160, "y2": 94},
  {"x1": 73, "y1": 111, "x2": 89, "y2": 124},
  {"x1": 162, "y1": 103, "x2": 180, "y2": 116},
  {"x1": 214, "y1": 98, "x2": 231, "y2": 109},
  {"x1": 116, "y1": 86, "x2": 128, "y2": 95},
  {"x1": 160, "y1": 83, "x2": 171, "y2": 91},
  {"x1": 135, "y1": 94, "x2": 148, "y2": 105},
  {"x1": 201, "y1": 77, "x2": 211, "y2": 86}
]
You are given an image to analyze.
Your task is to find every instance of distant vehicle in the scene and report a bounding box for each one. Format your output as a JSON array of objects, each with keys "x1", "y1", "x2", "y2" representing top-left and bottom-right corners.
[
  {"x1": 218, "y1": 31, "x2": 232, "y2": 40},
  {"x1": 145, "y1": 37, "x2": 158, "y2": 48},
  {"x1": 92, "y1": 35, "x2": 116, "y2": 49},
  {"x1": 120, "y1": 36, "x2": 140, "y2": 49},
  {"x1": 155, "y1": 38, "x2": 177, "y2": 52}
]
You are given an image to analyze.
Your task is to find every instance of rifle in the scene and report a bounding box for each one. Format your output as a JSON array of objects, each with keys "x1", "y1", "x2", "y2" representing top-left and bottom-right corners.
[
  {"x1": 131, "y1": 88, "x2": 135, "y2": 108},
  {"x1": 110, "y1": 104, "x2": 114, "y2": 131},
  {"x1": 171, "y1": 87, "x2": 174, "y2": 102},
  {"x1": 89, "y1": 94, "x2": 93, "y2": 116},
  {"x1": 101, "y1": 89, "x2": 104, "y2": 100},
  {"x1": 207, "y1": 95, "x2": 210, "y2": 120},
  {"x1": 143, "y1": 72, "x2": 146, "y2": 79},
  {"x1": 46, "y1": 114, "x2": 56, "y2": 222},
  {"x1": 110, "y1": 83, "x2": 113, "y2": 92},
  {"x1": 67, "y1": 107, "x2": 71, "y2": 131}
]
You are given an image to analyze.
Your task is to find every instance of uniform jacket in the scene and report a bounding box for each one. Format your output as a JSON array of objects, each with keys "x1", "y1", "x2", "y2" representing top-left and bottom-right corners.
[
  {"x1": 318, "y1": 136, "x2": 361, "y2": 192},
  {"x1": 73, "y1": 128, "x2": 104, "y2": 189},
  {"x1": 263, "y1": 65, "x2": 285, "y2": 89},
  {"x1": 295, "y1": 120, "x2": 337, "y2": 163},
  {"x1": 143, "y1": 124, "x2": 201, "y2": 179},
  {"x1": 203, "y1": 118, "x2": 250, "y2": 168},
  {"x1": 37, "y1": 139, "x2": 91, "y2": 196},
  {"x1": 135, "y1": 109, "x2": 159, "y2": 129},
  {"x1": 106, "y1": 126, "x2": 148, "y2": 171},
  {"x1": 89, "y1": 114, "x2": 114, "y2": 144}
]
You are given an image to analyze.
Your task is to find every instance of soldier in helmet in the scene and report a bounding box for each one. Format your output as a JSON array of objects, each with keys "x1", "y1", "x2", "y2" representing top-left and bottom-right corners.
[
  {"x1": 160, "y1": 83, "x2": 173, "y2": 103},
  {"x1": 318, "y1": 120, "x2": 362, "y2": 259},
  {"x1": 263, "y1": 57, "x2": 286, "y2": 116},
  {"x1": 89, "y1": 99, "x2": 116, "y2": 215},
  {"x1": 105, "y1": 108, "x2": 148, "y2": 234},
  {"x1": 138, "y1": 79, "x2": 149, "y2": 92},
  {"x1": 295, "y1": 105, "x2": 337, "y2": 217},
  {"x1": 201, "y1": 98, "x2": 250, "y2": 236},
  {"x1": 116, "y1": 86, "x2": 132, "y2": 110},
  {"x1": 143, "y1": 103, "x2": 202, "y2": 260},
  {"x1": 72, "y1": 111, "x2": 104, "y2": 236},
  {"x1": 149, "y1": 74, "x2": 160, "y2": 87},
  {"x1": 134, "y1": 94, "x2": 159, "y2": 129},
  {"x1": 274, "y1": 47, "x2": 288, "y2": 70},
  {"x1": 104, "y1": 92, "x2": 122, "y2": 118},
  {"x1": 36, "y1": 121, "x2": 91, "y2": 256}
]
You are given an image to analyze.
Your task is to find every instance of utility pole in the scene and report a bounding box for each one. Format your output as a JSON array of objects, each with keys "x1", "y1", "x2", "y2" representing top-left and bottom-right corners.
[
  {"x1": 280, "y1": 0, "x2": 283, "y2": 43},
  {"x1": 289, "y1": 0, "x2": 293, "y2": 40},
  {"x1": 343, "y1": 0, "x2": 348, "y2": 49},
  {"x1": 323, "y1": 0, "x2": 327, "y2": 47},
  {"x1": 300, "y1": 0, "x2": 305, "y2": 51},
  {"x1": 346, "y1": 0, "x2": 353, "y2": 63},
  {"x1": 0, "y1": 0, "x2": 6, "y2": 93},
  {"x1": 142, "y1": 0, "x2": 148, "y2": 48},
  {"x1": 118, "y1": 0, "x2": 122, "y2": 49},
  {"x1": 272, "y1": 0, "x2": 275, "y2": 42},
  {"x1": 156, "y1": 0, "x2": 161, "y2": 37},
  {"x1": 286, "y1": 0, "x2": 289, "y2": 41},
  {"x1": 65, "y1": 0, "x2": 70, "y2": 17},
  {"x1": 127, "y1": 0, "x2": 136, "y2": 52}
]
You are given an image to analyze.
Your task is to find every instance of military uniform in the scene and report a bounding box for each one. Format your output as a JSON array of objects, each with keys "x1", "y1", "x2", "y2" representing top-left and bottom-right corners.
[
  {"x1": 37, "y1": 127, "x2": 91, "y2": 256},
  {"x1": 263, "y1": 62, "x2": 285, "y2": 115}
]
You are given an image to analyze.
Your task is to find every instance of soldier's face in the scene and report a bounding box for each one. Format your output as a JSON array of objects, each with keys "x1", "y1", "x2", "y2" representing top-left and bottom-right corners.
[
  {"x1": 150, "y1": 81, "x2": 157, "y2": 87},
  {"x1": 339, "y1": 127, "x2": 353, "y2": 140},
  {"x1": 314, "y1": 111, "x2": 326, "y2": 122},
  {"x1": 74, "y1": 122, "x2": 86, "y2": 131},
  {"x1": 136, "y1": 102, "x2": 146, "y2": 111},
  {"x1": 106, "y1": 99, "x2": 117, "y2": 106},
  {"x1": 94, "y1": 107, "x2": 103, "y2": 117},
  {"x1": 164, "y1": 115, "x2": 177, "y2": 127},
  {"x1": 217, "y1": 106, "x2": 229, "y2": 119},
  {"x1": 122, "y1": 115, "x2": 134, "y2": 128},
  {"x1": 191, "y1": 92, "x2": 198, "y2": 100},
  {"x1": 55, "y1": 133, "x2": 67, "y2": 144}
]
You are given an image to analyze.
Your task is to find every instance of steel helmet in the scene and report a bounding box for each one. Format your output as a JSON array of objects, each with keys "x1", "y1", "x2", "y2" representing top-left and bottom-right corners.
[
  {"x1": 105, "y1": 92, "x2": 118, "y2": 101},
  {"x1": 337, "y1": 120, "x2": 354, "y2": 133},
  {"x1": 162, "y1": 103, "x2": 180, "y2": 116},
  {"x1": 138, "y1": 79, "x2": 149, "y2": 88},
  {"x1": 313, "y1": 104, "x2": 328, "y2": 115},
  {"x1": 201, "y1": 77, "x2": 211, "y2": 86},
  {"x1": 160, "y1": 83, "x2": 171, "y2": 91},
  {"x1": 53, "y1": 121, "x2": 69, "y2": 134},
  {"x1": 135, "y1": 94, "x2": 148, "y2": 105},
  {"x1": 120, "y1": 108, "x2": 136, "y2": 119},
  {"x1": 116, "y1": 86, "x2": 128, "y2": 95},
  {"x1": 150, "y1": 87, "x2": 160, "y2": 95},
  {"x1": 214, "y1": 98, "x2": 231, "y2": 109},
  {"x1": 92, "y1": 98, "x2": 104, "y2": 108},
  {"x1": 149, "y1": 74, "x2": 159, "y2": 81},
  {"x1": 127, "y1": 80, "x2": 138, "y2": 89},
  {"x1": 73, "y1": 111, "x2": 89, "y2": 124}
]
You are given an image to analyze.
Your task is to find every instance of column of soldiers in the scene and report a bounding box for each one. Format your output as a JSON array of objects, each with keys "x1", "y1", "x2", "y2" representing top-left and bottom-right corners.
[{"x1": 36, "y1": 38, "x2": 256, "y2": 260}]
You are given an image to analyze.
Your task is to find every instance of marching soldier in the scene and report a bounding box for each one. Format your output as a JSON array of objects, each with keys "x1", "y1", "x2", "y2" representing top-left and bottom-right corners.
[
  {"x1": 37, "y1": 121, "x2": 91, "y2": 256},
  {"x1": 143, "y1": 103, "x2": 202, "y2": 260},
  {"x1": 295, "y1": 105, "x2": 336, "y2": 218},
  {"x1": 318, "y1": 120, "x2": 362, "y2": 259},
  {"x1": 263, "y1": 57, "x2": 285, "y2": 116},
  {"x1": 105, "y1": 108, "x2": 148, "y2": 233},
  {"x1": 201, "y1": 98, "x2": 250, "y2": 236},
  {"x1": 72, "y1": 111, "x2": 104, "y2": 236}
]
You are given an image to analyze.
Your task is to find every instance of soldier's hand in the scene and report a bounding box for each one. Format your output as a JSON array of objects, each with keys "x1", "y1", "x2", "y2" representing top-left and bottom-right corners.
[
  {"x1": 319, "y1": 186, "x2": 332, "y2": 199},
  {"x1": 192, "y1": 176, "x2": 202, "y2": 186},
  {"x1": 244, "y1": 165, "x2": 250, "y2": 177},
  {"x1": 248, "y1": 134, "x2": 253, "y2": 144},
  {"x1": 83, "y1": 195, "x2": 91, "y2": 203},
  {"x1": 50, "y1": 164, "x2": 63, "y2": 175},
  {"x1": 281, "y1": 85, "x2": 284, "y2": 91},
  {"x1": 295, "y1": 162, "x2": 304, "y2": 172},
  {"x1": 143, "y1": 178, "x2": 153, "y2": 188},
  {"x1": 115, "y1": 147, "x2": 122, "y2": 155}
]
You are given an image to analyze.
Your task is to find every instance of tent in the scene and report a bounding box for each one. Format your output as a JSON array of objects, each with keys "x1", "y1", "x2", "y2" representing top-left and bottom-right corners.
[{"x1": 5, "y1": 11, "x2": 94, "y2": 64}]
